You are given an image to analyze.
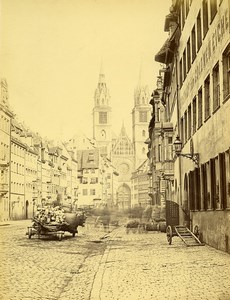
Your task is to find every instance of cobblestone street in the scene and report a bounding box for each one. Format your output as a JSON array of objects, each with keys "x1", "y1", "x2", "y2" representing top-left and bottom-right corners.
[{"x1": 0, "y1": 220, "x2": 230, "y2": 300}]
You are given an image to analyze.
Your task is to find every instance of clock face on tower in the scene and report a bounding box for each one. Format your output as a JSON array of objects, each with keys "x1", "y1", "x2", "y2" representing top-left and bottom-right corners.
[{"x1": 118, "y1": 163, "x2": 130, "y2": 175}]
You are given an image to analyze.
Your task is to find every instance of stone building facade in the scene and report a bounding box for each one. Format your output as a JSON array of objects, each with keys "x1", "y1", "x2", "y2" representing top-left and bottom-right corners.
[
  {"x1": 0, "y1": 79, "x2": 13, "y2": 221},
  {"x1": 0, "y1": 81, "x2": 80, "y2": 221},
  {"x1": 149, "y1": 0, "x2": 230, "y2": 252}
]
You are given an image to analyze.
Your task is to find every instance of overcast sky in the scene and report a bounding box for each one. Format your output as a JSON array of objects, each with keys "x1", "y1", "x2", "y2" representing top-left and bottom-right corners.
[{"x1": 0, "y1": 0, "x2": 171, "y2": 141}]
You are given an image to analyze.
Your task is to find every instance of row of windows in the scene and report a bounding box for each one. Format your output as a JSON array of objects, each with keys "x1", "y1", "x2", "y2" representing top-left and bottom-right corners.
[
  {"x1": 82, "y1": 189, "x2": 96, "y2": 196},
  {"x1": 0, "y1": 115, "x2": 10, "y2": 133},
  {"x1": 113, "y1": 149, "x2": 133, "y2": 155},
  {"x1": 180, "y1": 0, "x2": 218, "y2": 33},
  {"x1": 11, "y1": 182, "x2": 24, "y2": 194},
  {"x1": 26, "y1": 153, "x2": 37, "y2": 163},
  {"x1": 11, "y1": 143, "x2": 25, "y2": 157},
  {"x1": 180, "y1": 0, "x2": 192, "y2": 30},
  {"x1": 11, "y1": 162, "x2": 24, "y2": 174},
  {"x1": 81, "y1": 177, "x2": 98, "y2": 184},
  {"x1": 188, "y1": 149, "x2": 230, "y2": 211},
  {"x1": 0, "y1": 142, "x2": 9, "y2": 160},
  {"x1": 179, "y1": 0, "x2": 221, "y2": 87},
  {"x1": 25, "y1": 168, "x2": 37, "y2": 176},
  {"x1": 1, "y1": 141, "x2": 43, "y2": 164},
  {"x1": 113, "y1": 138, "x2": 134, "y2": 155},
  {"x1": 180, "y1": 45, "x2": 230, "y2": 143},
  {"x1": 84, "y1": 169, "x2": 96, "y2": 174},
  {"x1": 25, "y1": 183, "x2": 37, "y2": 192},
  {"x1": 48, "y1": 185, "x2": 62, "y2": 194},
  {"x1": 153, "y1": 143, "x2": 174, "y2": 162}
]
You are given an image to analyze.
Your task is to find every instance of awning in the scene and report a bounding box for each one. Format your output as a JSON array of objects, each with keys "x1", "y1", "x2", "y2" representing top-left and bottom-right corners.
[{"x1": 155, "y1": 38, "x2": 176, "y2": 64}]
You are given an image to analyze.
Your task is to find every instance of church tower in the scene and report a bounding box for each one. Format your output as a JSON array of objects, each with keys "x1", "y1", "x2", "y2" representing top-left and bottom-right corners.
[
  {"x1": 132, "y1": 76, "x2": 151, "y2": 169},
  {"x1": 93, "y1": 65, "x2": 112, "y2": 155}
]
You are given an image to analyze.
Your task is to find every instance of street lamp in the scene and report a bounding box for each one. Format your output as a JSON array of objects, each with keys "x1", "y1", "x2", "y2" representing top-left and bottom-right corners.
[{"x1": 173, "y1": 136, "x2": 199, "y2": 166}]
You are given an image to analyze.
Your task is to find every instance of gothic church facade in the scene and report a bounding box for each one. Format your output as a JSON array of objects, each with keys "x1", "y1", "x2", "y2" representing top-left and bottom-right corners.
[{"x1": 92, "y1": 68, "x2": 151, "y2": 209}]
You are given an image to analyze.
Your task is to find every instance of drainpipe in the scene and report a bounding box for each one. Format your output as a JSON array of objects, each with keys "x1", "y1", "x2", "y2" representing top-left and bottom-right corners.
[{"x1": 175, "y1": 51, "x2": 184, "y2": 226}]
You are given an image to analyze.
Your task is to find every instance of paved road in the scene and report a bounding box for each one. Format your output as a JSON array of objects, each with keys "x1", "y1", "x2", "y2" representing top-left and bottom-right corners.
[{"x1": 0, "y1": 220, "x2": 230, "y2": 300}]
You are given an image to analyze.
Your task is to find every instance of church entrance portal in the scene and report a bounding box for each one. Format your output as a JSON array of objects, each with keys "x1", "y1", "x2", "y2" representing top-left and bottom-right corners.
[{"x1": 117, "y1": 184, "x2": 131, "y2": 210}]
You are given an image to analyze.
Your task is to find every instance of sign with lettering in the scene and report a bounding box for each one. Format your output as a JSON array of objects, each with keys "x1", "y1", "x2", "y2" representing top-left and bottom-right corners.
[{"x1": 181, "y1": 8, "x2": 229, "y2": 102}]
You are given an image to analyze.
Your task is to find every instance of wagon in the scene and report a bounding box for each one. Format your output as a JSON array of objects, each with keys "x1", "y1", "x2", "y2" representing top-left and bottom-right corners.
[
  {"x1": 27, "y1": 211, "x2": 86, "y2": 241},
  {"x1": 165, "y1": 200, "x2": 204, "y2": 247}
]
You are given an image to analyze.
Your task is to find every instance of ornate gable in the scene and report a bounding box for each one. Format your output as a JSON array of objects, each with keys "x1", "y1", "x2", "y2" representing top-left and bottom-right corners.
[{"x1": 112, "y1": 124, "x2": 134, "y2": 156}]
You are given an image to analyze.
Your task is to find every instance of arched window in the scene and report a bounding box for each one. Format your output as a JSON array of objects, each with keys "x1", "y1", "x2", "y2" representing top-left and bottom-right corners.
[
  {"x1": 101, "y1": 130, "x2": 106, "y2": 140},
  {"x1": 142, "y1": 147, "x2": 145, "y2": 154},
  {"x1": 142, "y1": 130, "x2": 145, "y2": 137}
]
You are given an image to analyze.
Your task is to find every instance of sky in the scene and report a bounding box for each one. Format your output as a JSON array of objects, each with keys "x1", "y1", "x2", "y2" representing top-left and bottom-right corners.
[{"x1": 0, "y1": 0, "x2": 171, "y2": 141}]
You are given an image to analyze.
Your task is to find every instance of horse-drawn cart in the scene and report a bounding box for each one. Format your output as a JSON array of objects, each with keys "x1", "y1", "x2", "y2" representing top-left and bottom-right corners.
[{"x1": 26, "y1": 206, "x2": 86, "y2": 241}]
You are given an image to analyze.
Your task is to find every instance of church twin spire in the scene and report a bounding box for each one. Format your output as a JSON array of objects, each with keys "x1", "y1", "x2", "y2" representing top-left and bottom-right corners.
[
  {"x1": 134, "y1": 64, "x2": 150, "y2": 107},
  {"x1": 94, "y1": 62, "x2": 110, "y2": 107}
]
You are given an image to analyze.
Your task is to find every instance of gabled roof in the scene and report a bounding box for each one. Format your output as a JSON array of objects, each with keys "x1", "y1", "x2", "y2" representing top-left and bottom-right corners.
[
  {"x1": 112, "y1": 124, "x2": 134, "y2": 156},
  {"x1": 77, "y1": 148, "x2": 99, "y2": 169}
]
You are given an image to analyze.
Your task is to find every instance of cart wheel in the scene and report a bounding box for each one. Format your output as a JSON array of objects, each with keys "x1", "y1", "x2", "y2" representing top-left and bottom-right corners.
[
  {"x1": 166, "y1": 225, "x2": 173, "y2": 245},
  {"x1": 28, "y1": 228, "x2": 32, "y2": 239},
  {"x1": 57, "y1": 233, "x2": 63, "y2": 241},
  {"x1": 193, "y1": 225, "x2": 199, "y2": 238}
]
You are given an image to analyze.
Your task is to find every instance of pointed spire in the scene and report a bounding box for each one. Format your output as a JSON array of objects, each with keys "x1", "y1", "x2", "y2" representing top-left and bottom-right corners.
[
  {"x1": 138, "y1": 59, "x2": 143, "y2": 87},
  {"x1": 121, "y1": 121, "x2": 126, "y2": 136},
  {"x1": 98, "y1": 59, "x2": 105, "y2": 85},
  {"x1": 100, "y1": 57, "x2": 104, "y2": 74}
]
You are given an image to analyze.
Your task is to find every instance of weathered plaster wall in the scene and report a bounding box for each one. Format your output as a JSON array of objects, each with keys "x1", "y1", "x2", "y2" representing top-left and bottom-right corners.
[{"x1": 193, "y1": 210, "x2": 230, "y2": 253}]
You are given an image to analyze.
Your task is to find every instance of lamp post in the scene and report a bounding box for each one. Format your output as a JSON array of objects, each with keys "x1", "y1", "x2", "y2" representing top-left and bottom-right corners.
[{"x1": 173, "y1": 136, "x2": 199, "y2": 167}]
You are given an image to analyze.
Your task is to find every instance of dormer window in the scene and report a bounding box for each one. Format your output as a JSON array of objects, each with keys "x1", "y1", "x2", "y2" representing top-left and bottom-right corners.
[{"x1": 88, "y1": 153, "x2": 94, "y2": 161}]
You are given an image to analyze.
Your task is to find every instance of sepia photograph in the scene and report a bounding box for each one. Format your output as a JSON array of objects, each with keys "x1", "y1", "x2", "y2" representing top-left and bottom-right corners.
[{"x1": 0, "y1": 0, "x2": 230, "y2": 299}]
